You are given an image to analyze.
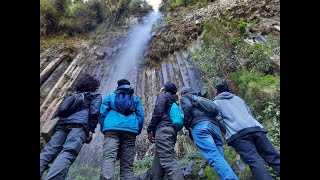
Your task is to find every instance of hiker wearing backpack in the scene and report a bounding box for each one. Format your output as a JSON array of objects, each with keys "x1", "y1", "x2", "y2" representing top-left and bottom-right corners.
[
  {"x1": 147, "y1": 82, "x2": 184, "y2": 180},
  {"x1": 213, "y1": 82, "x2": 280, "y2": 180},
  {"x1": 99, "y1": 79, "x2": 144, "y2": 180},
  {"x1": 40, "y1": 74, "x2": 102, "y2": 180},
  {"x1": 180, "y1": 87, "x2": 238, "y2": 180}
]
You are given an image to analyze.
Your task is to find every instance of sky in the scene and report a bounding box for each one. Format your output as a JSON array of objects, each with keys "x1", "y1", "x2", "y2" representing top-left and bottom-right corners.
[{"x1": 146, "y1": 0, "x2": 162, "y2": 12}]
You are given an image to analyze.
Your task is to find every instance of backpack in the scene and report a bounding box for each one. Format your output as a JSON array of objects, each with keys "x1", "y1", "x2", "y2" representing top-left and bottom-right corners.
[
  {"x1": 169, "y1": 102, "x2": 184, "y2": 132},
  {"x1": 186, "y1": 94, "x2": 219, "y2": 117},
  {"x1": 55, "y1": 93, "x2": 85, "y2": 118},
  {"x1": 186, "y1": 94, "x2": 226, "y2": 134},
  {"x1": 114, "y1": 91, "x2": 136, "y2": 115}
]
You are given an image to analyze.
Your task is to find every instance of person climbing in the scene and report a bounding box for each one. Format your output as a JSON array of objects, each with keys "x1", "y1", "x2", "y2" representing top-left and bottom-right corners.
[
  {"x1": 180, "y1": 87, "x2": 238, "y2": 180},
  {"x1": 99, "y1": 79, "x2": 144, "y2": 180},
  {"x1": 147, "y1": 82, "x2": 184, "y2": 180},
  {"x1": 213, "y1": 81, "x2": 280, "y2": 180},
  {"x1": 40, "y1": 74, "x2": 102, "y2": 180}
]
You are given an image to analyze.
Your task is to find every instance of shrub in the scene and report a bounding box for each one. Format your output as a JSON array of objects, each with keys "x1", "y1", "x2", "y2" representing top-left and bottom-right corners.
[
  {"x1": 236, "y1": 19, "x2": 248, "y2": 35},
  {"x1": 66, "y1": 164, "x2": 99, "y2": 180},
  {"x1": 230, "y1": 70, "x2": 280, "y2": 153},
  {"x1": 237, "y1": 35, "x2": 280, "y2": 74},
  {"x1": 133, "y1": 156, "x2": 153, "y2": 174},
  {"x1": 170, "y1": 0, "x2": 186, "y2": 8},
  {"x1": 40, "y1": 0, "x2": 60, "y2": 36}
]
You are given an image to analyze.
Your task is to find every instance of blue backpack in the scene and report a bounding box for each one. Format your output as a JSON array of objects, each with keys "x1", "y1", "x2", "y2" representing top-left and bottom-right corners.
[
  {"x1": 114, "y1": 91, "x2": 135, "y2": 116},
  {"x1": 169, "y1": 103, "x2": 184, "y2": 132}
]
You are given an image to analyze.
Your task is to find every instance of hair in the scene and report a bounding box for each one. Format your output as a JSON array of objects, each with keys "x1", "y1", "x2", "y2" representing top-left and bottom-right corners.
[
  {"x1": 73, "y1": 74, "x2": 100, "y2": 92},
  {"x1": 215, "y1": 81, "x2": 229, "y2": 94},
  {"x1": 117, "y1": 79, "x2": 130, "y2": 87}
]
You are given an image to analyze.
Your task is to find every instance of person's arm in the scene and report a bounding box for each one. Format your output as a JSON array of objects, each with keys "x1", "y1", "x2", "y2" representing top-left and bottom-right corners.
[
  {"x1": 85, "y1": 93, "x2": 102, "y2": 144},
  {"x1": 88, "y1": 93, "x2": 102, "y2": 133},
  {"x1": 213, "y1": 100, "x2": 227, "y2": 136},
  {"x1": 180, "y1": 95, "x2": 193, "y2": 130},
  {"x1": 135, "y1": 97, "x2": 145, "y2": 135},
  {"x1": 99, "y1": 95, "x2": 111, "y2": 128},
  {"x1": 147, "y1": 93, "x2": 167, "y2": 134}
]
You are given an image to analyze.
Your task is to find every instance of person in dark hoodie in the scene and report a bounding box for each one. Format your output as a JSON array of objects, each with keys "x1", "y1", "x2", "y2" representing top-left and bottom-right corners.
[
  {"x1": 147, "y1": 82, "x2": 184, "y2": 180},
  {"x1": 99, "y1": 79, "x2": 144, "y2": 180},
  {"x1": 180, "y1": 87, "x2": 238, "y2": 180},
  {"x1": 213, "y1": 82, "x2": 280, "y2": 180},
  {"x1": 40, "y1": 74, "x2": 102, "y2": 180}
]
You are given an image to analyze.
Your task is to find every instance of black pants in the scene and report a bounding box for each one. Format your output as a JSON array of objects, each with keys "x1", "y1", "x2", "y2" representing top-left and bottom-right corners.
[
  {"x1": 230, "y1": 132, "x2": 280, "y2": 180},
  {"x1": 151, "y1": 126, "x2": 184, "y2": 180}
]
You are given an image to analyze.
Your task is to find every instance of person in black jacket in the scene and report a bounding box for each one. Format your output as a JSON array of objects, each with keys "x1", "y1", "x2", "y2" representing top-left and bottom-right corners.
[
  {"x1": 40, "y1": 74, "x2": 102, "y2": 180},
  {"x1": 180, "y1": 87, "x2": 238, "y2": 180},
  {"x1": 147, "y1": 82, "x2": 184, "y2": 180}
]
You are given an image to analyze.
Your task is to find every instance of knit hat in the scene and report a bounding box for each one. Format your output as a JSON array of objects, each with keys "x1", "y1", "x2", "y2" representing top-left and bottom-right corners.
[{"x1": 164, "y1": 82, "x2": 177, "y2": 95}]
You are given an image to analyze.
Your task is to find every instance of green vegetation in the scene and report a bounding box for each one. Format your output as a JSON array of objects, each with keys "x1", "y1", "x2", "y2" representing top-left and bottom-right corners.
[
  {"x1": 133, "y1": 156, "x2": 153, "y2": 174},
  {"x1": 188, "y1": 10, "x2": 280, "y2": 179},
  {"x1": 179, "y1": 146, "x2": 206, "y2": 166},
  {"x1": 40, "y1": 0, "x2": 105, "y2": 36},
  {"x1": 66, "y1": 164, "x2": 100, "y2": 180},
  {"x1": 40, "y1": 33, "x2": 77, "y2": 52},
  {"x1": 41, "y1": 0, "x2": 152, "y2": 37},
  {"x1": 236, "y1": 19, "x2": 248, "y2": 35},
  {"x1": 171, "y1": 0, "x2": 186, "y2": 8},
  {"x1": 40, "y1": 0, "x2": 152, "y2": 52},
  {"x1": 160, "y1": 0, "x2": 212, "y2": 11}
]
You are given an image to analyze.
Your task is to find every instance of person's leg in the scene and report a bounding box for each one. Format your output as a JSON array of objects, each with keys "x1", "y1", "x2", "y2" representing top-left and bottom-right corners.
[
  {"x1": 100, "y1": 131, "x2": 120, "y2": 180},
  {"x1": 44, "y1": 127, "x2": 86, "y2": 180},
  {"x1": 151, "y1": 147, "x2": 165, "y2": 180},
  {"x1": 40, "y1": 129, "x2": 68, "y2": 177},
  {"x1": 209, "y1": 122, "x2": 225, "y2": 158},
  {"x1": 231, "y1": 133, "x2": 274, "y2": 180},
  {"x1": 156, "y1": 126, "x2": 184, "y2": 180},
  {"x1": 119, "y1": 132, "x2": 136, "y2": 180},
  {"x1": 192, "y1": 121, "x2": 238, "y2": 180},
  {"x1": 254, "y1": 132, "x2": 280, "y2": 175}
]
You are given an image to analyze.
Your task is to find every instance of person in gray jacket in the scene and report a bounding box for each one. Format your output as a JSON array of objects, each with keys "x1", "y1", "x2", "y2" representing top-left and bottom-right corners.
[
  {"x1": 213, "y1": 82, "x2": 280, "y2": 180},
  {"x1": 180, "y1": 87, "x2": 238, "y2": 180}
]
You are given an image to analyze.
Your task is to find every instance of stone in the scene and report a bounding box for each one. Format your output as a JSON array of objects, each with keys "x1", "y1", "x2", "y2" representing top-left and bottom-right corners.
[{"x1": 40, "y1": 117, "x2": 60, "y2": 142}]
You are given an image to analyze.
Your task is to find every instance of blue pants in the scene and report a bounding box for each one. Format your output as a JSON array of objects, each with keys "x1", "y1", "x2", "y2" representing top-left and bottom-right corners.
[
  {"x1": 229, "y1": 132, "x2": 280, "y2": 180},
  {"x1": 192, "y1": 121, "x2": 238, "y2": 180},
  {"x1": 40, "y1": 126, "x2": 86, "y2": 180}
]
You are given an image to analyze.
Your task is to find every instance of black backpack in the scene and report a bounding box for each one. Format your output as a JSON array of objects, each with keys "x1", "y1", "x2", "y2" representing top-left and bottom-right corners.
[
  {"x1": 186, "y1": 94, "x2": 226, "y2": 134},
  {"x1": 114, "y1": 91, "x2": 136, "y2": 116},
  {"x1": 55, "y1": 93, "x2": 85, "y2": 118},
  {"x1": 186, "y1": 94, "x2": 219, "y2": 117}
]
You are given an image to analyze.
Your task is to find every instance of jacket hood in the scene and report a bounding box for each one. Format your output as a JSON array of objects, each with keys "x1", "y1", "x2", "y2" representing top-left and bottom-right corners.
[
  {"x1": 214, "y1": 92, "x2": 235, "y2": 100},
  {"x1": 181, "y1": 87, "x2": 200, "y2": 95},
  {"x1": 115, "y1": 85, "x2": 134, "y2": 94},
  {"x1": 165, "y1": 92, "x2": 178, "y2": 102}
]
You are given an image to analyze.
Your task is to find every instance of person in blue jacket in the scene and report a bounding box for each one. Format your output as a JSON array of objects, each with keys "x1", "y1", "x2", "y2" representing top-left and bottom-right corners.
[
  {"x1": 213, "y1": 82, "x2": 280, "y2": 180},
  {"x1": 99, "y1": 79, "x2": 144, "y2": 180},
  {"x1": 40, "y1": 74, "x2": 102, "y2": 180}
]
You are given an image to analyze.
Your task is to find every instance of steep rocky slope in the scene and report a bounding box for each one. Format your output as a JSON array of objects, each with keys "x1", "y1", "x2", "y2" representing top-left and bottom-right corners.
[{"x1": 40, "y1": 0, "x2": 280, "y2": 179}]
